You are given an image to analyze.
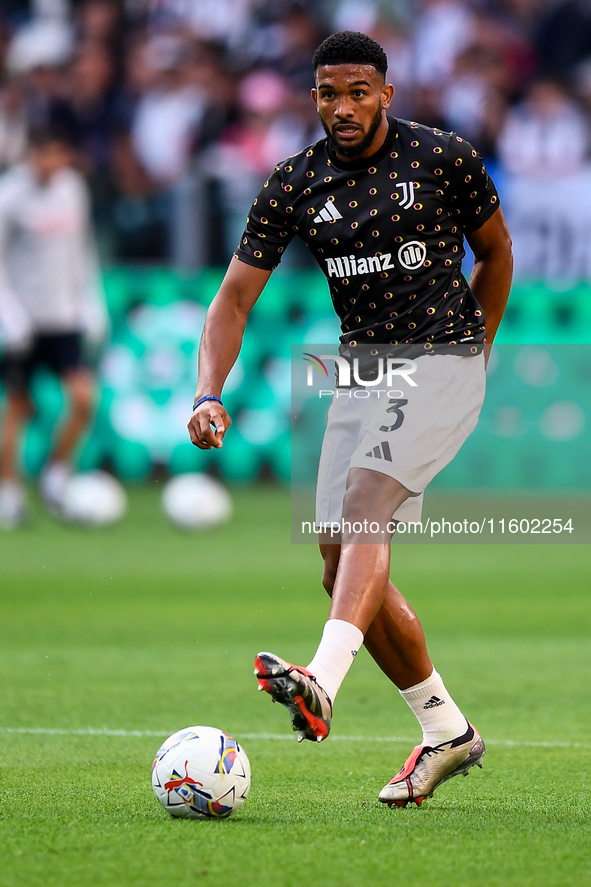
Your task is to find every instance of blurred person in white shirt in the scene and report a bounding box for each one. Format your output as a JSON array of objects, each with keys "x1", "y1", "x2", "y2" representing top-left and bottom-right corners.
[
  {"x1": 0, "y1": 128, "x2": 108, "y2": 527},
  {"x1": 497, "y1": 77, "x2": 591, "y2": 281}
]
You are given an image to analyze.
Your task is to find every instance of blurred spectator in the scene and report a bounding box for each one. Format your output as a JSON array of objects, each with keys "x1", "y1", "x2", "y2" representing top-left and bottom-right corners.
[
  {"x1": 0, "y1": 128, "x2": 108, "y2": 527},
  {"x1": 130, "y1": 34, "x2": 205, "y2": 185},
  {"x1": 497, "y1": 78, "x2": 591, "y2": 281},
  {"x1": 535, "y1": 0, "x2": 591, "y2": 82},
  {"x1": 208, "y1": 68, "x2": 320, "y2": 261}
]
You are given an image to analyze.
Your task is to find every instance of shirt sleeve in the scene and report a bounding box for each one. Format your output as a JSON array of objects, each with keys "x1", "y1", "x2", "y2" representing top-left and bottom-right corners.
[
  {"x1": 443, "y1": 135, "x2": 500, "y2": 234},
  {"x1": 234, "y1": 165, "x2": 296, "y2": 270}
]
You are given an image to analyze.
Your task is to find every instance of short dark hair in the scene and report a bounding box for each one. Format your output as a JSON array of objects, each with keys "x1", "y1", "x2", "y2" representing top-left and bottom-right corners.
[
  {"x1": 312, "y1": 31, "x2": 388, "y2": 79},
  {"x1": 28, "y1": 125, "x2": 74, "y2": 150}
]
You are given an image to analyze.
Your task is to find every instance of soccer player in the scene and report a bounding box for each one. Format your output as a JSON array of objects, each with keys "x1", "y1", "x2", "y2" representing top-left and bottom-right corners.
[
  {"x1": 0, "y1": 128, "x2": 108, "y2": 527},
  {"x1": 188, "y1": 31, "x2": 513, "y2": 806}
]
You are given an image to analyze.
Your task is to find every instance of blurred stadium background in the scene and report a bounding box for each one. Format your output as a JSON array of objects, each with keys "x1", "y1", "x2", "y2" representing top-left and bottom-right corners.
[{"x1": 1, "y1": 0, "x2": 591, "y2": 490}]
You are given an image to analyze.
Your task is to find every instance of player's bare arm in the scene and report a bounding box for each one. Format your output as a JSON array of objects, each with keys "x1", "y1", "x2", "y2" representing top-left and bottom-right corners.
[
  {"x1": 187, "y1": 259, "x2": 271, "y2": 450},
  {"x1": 466, "y1": 208, "x2": 513, "y2": 348}
]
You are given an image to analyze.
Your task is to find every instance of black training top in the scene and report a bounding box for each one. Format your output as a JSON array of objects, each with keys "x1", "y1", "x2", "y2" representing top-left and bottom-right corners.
[{"x1": 235, "y1": 117, "x2": 500, "y2": 353}]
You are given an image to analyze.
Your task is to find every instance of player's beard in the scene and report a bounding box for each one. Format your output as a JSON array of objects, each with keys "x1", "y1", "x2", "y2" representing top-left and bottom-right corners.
[{"x1": 320, "y1": 106, "x2": 384, "y2": 159}]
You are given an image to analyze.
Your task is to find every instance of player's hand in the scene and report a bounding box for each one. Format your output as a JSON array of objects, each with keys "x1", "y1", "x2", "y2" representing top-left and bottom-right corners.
[{"x1": 187, "y1": 402, "x2": 231, "y2": 449}]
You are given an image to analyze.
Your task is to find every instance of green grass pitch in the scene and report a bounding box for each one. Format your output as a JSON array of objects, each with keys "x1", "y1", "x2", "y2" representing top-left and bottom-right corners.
[{"x1": 0, "y1": 484, "x2": 590, "y2": 887}]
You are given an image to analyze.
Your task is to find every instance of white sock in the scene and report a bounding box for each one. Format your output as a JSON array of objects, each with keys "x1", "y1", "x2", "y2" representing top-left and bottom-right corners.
[
  {"x1": 400, "y1": 669, "x2": 468, "y2": 746},
  {"x1": 306, "y1": 619, "x2": 364, "y2": 704}
]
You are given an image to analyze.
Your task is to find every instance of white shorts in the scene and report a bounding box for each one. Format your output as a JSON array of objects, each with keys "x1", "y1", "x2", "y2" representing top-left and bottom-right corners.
[{"x1": 315, "y1": 352, "x2": 486, "y2": 525}]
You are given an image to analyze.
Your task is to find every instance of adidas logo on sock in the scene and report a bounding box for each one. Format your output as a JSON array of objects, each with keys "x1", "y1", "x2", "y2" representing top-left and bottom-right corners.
[
  {"x1": 423, "y1": 695, "x2": 445, "y2": 709},
  {"x1": 314, "y1": 200, "x2": 343, "y2": 224}
]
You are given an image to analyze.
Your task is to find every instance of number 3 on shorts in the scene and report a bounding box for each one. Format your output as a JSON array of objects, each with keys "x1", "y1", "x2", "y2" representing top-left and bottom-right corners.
[{"x1": 379, "y1": 398, "x2": 408, "y2": 432}]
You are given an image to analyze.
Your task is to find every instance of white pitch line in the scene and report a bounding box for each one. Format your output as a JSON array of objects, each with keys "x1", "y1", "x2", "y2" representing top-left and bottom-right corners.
[{"x1": 0, "y1": 727, "x2": 589, "y2": 749}]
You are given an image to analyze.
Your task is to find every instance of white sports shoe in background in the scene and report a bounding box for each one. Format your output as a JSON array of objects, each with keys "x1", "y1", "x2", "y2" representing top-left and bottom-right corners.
[
  {"x1": 39, "y1": 461, "x2": 70, "y2": 515},
  {"x1": 0, "y1": 480, "x2": 27, "y2": 528}
]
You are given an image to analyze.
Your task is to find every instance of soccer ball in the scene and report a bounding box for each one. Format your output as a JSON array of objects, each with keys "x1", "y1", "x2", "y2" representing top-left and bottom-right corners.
[
  {"x1": 161, "y1": 473, "x2": 232, "y2": 530},
  {"x1": 61, "y1": 471, "x2": 127, "y2": 526},
  {"x1": 152, "y1": 726, "x2": 251, "y2": 819}
]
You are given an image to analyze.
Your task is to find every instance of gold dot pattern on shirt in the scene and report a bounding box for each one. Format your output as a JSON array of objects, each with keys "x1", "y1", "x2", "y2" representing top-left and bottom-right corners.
[
  {"x1": 369, "y1": 188, "x2": 377, "y2": 195},
  {"x1": 370, "y1": 209, "x2": 378, "y2": 217},
  {"x1": 284, "y1": 185, "x2": 293, "y2": 192},
  {"x1": 372, "y1": 230, "x2": 379, "y2": 237},
  {"x1": 395, "y1": 235, "x2": 403, "y2": 243},
  {"x1": 408, "y1": 322, "x2": 416, "y2": 329},
  {"x1": 411, "y1": 161, "x2": 420, "y2": 169},
  {"x1": 286, "y1": 206, "x2": 293, "y2": 213},
  {"x1": 351, "y1": 222, "x2": 359, "y2": 229},
  {"x1": 264, "y1": 181, "x2": 269, "y2": 187},
  {"x1": 324, "y1": 176, "x2": 332, "y2": 182},
  {"x1": 331, "y1": 237, "x2": 338, "y2": 245},
  {"x1": 342, "y1": 278, "x2": 349, "y2": 284},
  {"x1": 367, "y1": 330, "x2": 374, "y2": 336},
  {"x1": 349, "y1": 200, "x2": 358, "y2": 207},
  {"x1": 303, "y1": 187, "x2": 311, "y2": 195},
  {"x1": 368, "y1": 167, "x2": 377, "y2": 174},
  {"x1": 254, "y1": 250, "x2": 262, "y2": 258},
  {"x1": 411, "y1": 140, "x2": 419, "y2": 147},
  {"x1": 261, "y1": 217, "x2": 268, "y2": 224},
  {"x1": 270, "y1": 199, "x2": 277, "y2": 207},
  {"x1": 362, "y1": 284, "x2": 369, "y2": 291},
  {"x1": 433, "y1": 147, "x2": 443, "y2": 154},
  {"x1": 455, "y1": 158, "x2": 463, "y2": 166},
  {"x1": 414, "y1": 203, "x2": 423, "y2": 210},
  {"x1": 385, "y1": 292, "x2": 393, "y2": 299},
  {"x1": 390, "y1": 152, "x2": 399, "y2": 158},
  {"x1": 369, "y1": 302, "x2": 376, "y2": 308},
  {"x1": 410, "y1": 293, "x2": 417, "y2": 300},
  {"x1": 434, "y1": 168, "x2": 442, "y2": 176},
  {"x1": 306, "y1": 171, "x2": 314, "y2": 178},
  {"x1": 347, "y1": 180, "x2": 355, "y2": 186},
  {"x1": 417, "y1": 224, "x2": 425, "y2": 231},
  {"x1": 392, "y1": 214, "x2": 400, "y2": 222},
  {"x1": 306, "y1": 149, "x2": 313, "y2": 157},
  {"x1": 427, "y1": 307, "x2": 435, "y2": 314},
  {"x1": 355, "y1": 241, "x2": 363, "y2": 248},
  {"x1": 389, "y1": 172, "x2": 398, "y2": 179},
  {"x1": 309, "y1": 229, "x2": 317, "y2": 235},
  {"x1": 307, "y1": 208, "x2": 314, "y2": 215},
  {"x1": 474, "y1": 310, "x2": 482, "y2": 317}
]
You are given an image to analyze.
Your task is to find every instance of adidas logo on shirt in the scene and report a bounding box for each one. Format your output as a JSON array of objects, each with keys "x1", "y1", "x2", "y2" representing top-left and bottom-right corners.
[
  {"x1": 314, "y1": 200, "x2": 343, "y2": 223},
  {"x1": 423, "y1": 695, "x2": 445, "y2": 709}
]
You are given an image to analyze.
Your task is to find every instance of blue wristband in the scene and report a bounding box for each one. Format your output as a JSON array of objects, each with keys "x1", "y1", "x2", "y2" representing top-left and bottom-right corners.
[{"x1": 193, "y1": 395, "x2": 223, "y2": 411}]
